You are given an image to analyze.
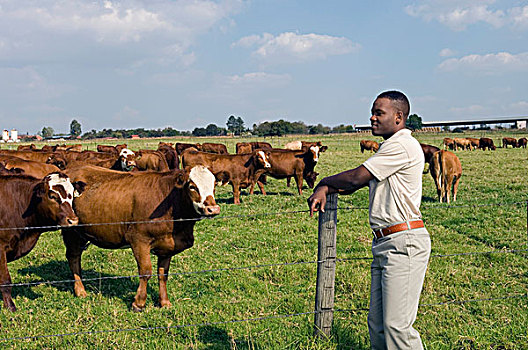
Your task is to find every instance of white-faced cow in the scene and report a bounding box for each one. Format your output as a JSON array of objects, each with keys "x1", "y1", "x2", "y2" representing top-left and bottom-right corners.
[
  {"x1": 62, "y1": 165, "x2": 220, "y2": 311},
  {"x1": 0, "y1": 173, "x2": 84, "y2": 311}
]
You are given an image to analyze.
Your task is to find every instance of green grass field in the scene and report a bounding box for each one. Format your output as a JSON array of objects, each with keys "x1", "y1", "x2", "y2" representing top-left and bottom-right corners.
[{"x1": 0, "y1": 131, "x2": 527, "y2": 349}]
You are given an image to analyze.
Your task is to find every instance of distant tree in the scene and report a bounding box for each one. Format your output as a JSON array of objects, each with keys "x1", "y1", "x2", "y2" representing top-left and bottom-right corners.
[
  {"x1": 406, "y1": 114, "x2": 423, "y2": 131},
  {"x1": 226, "y1": 115, "x2": 245, "y2": 135},
  {"x1": 205, "y1": 124, "x2": 221, "y2": 136},
  {"x1": 192, "y1": 127, "x2": 207, "y2": 137},
  {"x1": 41, "y1": 126, "x2": 54, "y2": 139},
  {"x1": 70, "y1": 119, "x2": 82, "y2": 137},
  {"x1": 309, "y1": 124, "x2": 330, "y2": 134}
]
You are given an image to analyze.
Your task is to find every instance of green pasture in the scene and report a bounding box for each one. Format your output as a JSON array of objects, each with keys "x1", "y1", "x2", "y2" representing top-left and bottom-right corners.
[{"x1": 1, "y1": 131, "x2": 527, "y2": 349}]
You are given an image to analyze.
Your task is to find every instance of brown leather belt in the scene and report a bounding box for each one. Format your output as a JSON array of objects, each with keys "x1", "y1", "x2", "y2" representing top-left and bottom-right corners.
[{"x1": 372, "y1": 219, "x2": 424, "y2": 239}]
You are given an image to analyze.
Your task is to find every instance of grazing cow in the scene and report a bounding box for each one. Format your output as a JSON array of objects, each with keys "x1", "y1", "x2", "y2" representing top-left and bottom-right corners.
[
  {"x1": 430, "y1": 150, "x2": 462, "y2": 203},
  {"x1": 157, "y1": 144, "x2": 180, "y2": 169},
  {"x1": 478, "y1": 138, "x2": 496, "y2": 151},
  {"x1": 517, "y1": 137, "x2": 527, "y2": 149},
  {"x1": 453, "y1": 137, "x2": 472, "y2": 151},
  {"x1": 466, "y1": 138, "x2": 480, "y2": 150},
  {"x1": 62, "y1": 165, "x2": 219, "y2": 311},
  {"x1": 182, "y1": 149, "x2": 271, "y2": 204},
  {"x1": 135, "y1": 150, "x2": 170, "y2": 172},
  {"x1": 0, "y1": 173, "x2": 84, "y2": 311},
  {"x1": 360, "y1": 140, "x2": 379, "y2": 153},
  {"x1": 176, "y1": 143, "x2": 202, "y2": 155},
  {"x1": 419, "y1": 143, "x2": 440, "y2": 174},
  {"x1": 284, "y1": 141, "x2": 328, "y2": 153},
  {"x1": 252, "y1": 149, "x2": 319, "y2": 196},
  {"x1": 443, "y1": 137, "x2": 455, "y2": 150},
  {"x1": 502, "y1": 137, "x2": 517, "y2": 148},
  {"x1": 0, "y1": 156, "x2": 61, "y2": 178},
  {"x1": 201, "y1": 142, "x2": 229, "y2": 154}
]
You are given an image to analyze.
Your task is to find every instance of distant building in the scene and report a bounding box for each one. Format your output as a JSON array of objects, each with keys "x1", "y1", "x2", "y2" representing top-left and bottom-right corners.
[
  {"x1": 131, "y1": 134, "x2": 140, "y2": 139},
  {"x1": 1, "y1": 129, "x2": 19, "y2": 143},
  {"x1": 517, "y1": 121, "x2": 526, "y2": 129}
]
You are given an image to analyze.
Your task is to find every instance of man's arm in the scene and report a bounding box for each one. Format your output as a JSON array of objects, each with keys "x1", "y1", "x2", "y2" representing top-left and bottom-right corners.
[{"x1": 308, "y1": 165, "x2": 374, "y2": 216}]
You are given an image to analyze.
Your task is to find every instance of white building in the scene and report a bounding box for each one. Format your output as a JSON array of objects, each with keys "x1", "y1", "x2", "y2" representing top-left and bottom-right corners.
[{"x1": 1, "y1": 129, "x2": 19, "y2": 142}]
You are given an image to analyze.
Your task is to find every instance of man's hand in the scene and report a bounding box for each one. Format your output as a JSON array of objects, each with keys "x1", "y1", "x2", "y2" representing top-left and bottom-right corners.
[{"x1": 308, "y1": 185, "x2": 329, "y2": 217}]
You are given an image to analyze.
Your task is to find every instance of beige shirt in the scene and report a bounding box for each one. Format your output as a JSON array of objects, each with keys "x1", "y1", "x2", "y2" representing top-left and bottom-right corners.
[{"x1": 362, "y1": 128, "x2": 424, "y2": 230}]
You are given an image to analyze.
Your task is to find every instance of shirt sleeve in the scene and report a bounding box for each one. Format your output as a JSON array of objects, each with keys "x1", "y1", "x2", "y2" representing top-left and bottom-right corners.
[{"x1": 362, "y1": 141, "x2": 410, "y2": 181}]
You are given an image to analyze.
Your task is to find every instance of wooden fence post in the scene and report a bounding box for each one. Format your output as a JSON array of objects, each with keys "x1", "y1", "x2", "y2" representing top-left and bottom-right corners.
[{"x1": 314, "y1": 193, "x2": 338, "y2": 339}]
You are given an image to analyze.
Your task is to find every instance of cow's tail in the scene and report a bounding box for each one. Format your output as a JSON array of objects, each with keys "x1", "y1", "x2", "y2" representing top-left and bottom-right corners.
[{"x1": 439, "y1": 150, "x2": 449, "y2": 203}]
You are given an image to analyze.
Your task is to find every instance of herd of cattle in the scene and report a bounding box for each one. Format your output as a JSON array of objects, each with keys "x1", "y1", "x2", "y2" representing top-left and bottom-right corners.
[
  {"x1": 0, "y1": 134, "x2": 524, "y2": 312},
  {"x1": 0, "y1": 139, "x2": 327, "y2": 311}
]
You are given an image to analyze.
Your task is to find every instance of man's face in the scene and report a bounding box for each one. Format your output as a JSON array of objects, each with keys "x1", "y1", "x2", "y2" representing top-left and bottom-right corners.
[{"x1": 370, "y1": 97, "x2": 403, "y2": 138}]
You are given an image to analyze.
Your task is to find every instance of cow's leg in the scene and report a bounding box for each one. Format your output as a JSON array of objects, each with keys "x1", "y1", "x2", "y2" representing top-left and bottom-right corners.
[
  {"x1": 453, "y1": 175, "x2": 461, "y2": 202},
  {"x1": 286, "y1": 177, "x2": 291, "y2": 187},
  {"x1": 445, "y1": 175, "x2": 453, "y2": 204},
  {"x1": 295, "y1": 173, "x2": 303, "y2": 195},
  {"x1": 232, "y1": 182, "x2": 241, "y2": 204},
  {"x1": 131, "y1": 242, "x2": 153, "y2": 312},
  {"x1": 62, "y1": 230, "x2": 88, "y2": 297},
  {"x1": 157, "y1": 256, "x2": 172, "y2": 308},
  {"x1": 0, "y1": 250, "x2": 16, "y2": 311}
]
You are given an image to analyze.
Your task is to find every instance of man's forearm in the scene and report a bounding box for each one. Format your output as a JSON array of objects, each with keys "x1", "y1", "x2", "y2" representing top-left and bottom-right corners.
[{"x1": 316, "y1": 165, "x2": 373, "y2": 194}]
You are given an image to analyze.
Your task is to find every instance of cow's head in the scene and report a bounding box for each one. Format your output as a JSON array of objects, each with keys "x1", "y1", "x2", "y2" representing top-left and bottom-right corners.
[
  {"x1": 46, "y1": 154, "x2": 67, "y2": 170},
  {"x1": 309, "y1": 145, "x2": 321, "y2": 163},
  {"x1": 185, "y1": 165, "x2": 220, "y2": 217},
  {"x1": 119, "y1": 148, "x2": 136, "y2": 171},
  {"x1": 254, "y1": 150, "x2": 271, "y2": 169},
  {"x1": 25, "y1": 173, "x2": 86, "y2": 227},
  {"x1": 305, "y1": 171, "x2": 319, "y2": 189}
]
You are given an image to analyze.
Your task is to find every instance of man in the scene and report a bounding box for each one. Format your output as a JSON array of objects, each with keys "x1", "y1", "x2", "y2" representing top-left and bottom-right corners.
[{"x1": 308, "y1": 90, "x2": 430, "y2": 349}]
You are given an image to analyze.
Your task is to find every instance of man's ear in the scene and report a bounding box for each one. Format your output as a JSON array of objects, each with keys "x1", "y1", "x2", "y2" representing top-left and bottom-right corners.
[{"x1": 395, "y1": 111, "x2": 404, "y2": 125}]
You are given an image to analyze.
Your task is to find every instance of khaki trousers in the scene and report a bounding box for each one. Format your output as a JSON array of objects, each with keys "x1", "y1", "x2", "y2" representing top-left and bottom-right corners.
[{"x1": 368, "y1": 227, "x2": 430, "y2": 350}]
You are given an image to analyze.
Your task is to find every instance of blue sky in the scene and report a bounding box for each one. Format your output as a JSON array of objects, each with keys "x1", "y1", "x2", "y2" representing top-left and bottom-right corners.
[{"x1": 0, "y1": 0, "x2": 527, "y2": 134}]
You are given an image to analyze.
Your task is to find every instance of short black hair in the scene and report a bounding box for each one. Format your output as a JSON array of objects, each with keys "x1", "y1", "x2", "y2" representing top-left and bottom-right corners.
[{"x1": 376, "y1": 90, "x2": 410, "y2": 118}]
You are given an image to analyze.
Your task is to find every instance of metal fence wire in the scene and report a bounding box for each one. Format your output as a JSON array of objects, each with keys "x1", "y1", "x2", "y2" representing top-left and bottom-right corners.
[{"x1": 0, "y1": 199, "x2": 526, "y2": 343}]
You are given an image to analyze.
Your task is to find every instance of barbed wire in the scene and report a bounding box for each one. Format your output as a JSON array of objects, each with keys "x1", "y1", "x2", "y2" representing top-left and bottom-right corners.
[
  {"x1": 0, "y1": 199, "x2": 525, "y2": 232},
  {"x1": 1, "y1": 293, "x2": 525, "y2": 342},
  {"x1": 2, "y1": 247, "x2": 526, "y2": 289}
]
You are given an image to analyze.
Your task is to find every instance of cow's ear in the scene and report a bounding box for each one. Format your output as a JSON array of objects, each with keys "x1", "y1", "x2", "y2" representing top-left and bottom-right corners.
[
  {"x1": 175, "y1": 170, "x2": 189, "y2": 188},
  {"x1": 73, "y1": 181, "x2": 87, "y2": 197},
  {"x1": 320, "y1": 146, "x2": 328, "y2": 152}
]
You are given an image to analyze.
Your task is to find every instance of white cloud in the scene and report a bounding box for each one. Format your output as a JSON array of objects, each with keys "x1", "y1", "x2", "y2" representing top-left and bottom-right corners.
[
  {"x1": 233, "y1": 32, "x2": 360, "y2": 65},
  {"x1": 0, "y1": 0, "x2": 244, "y2": 66},
  {"x1": 113, "y1": 105, "x2": 142, "y2": 123},
  {"x1": 404, "y1": 0, "x2": 528, "y2": 31},
  {"x1": 439, "y1": 48, "x2": 456, "y2": 57},
  {"x1": 438, "y1": 51, "x2": 528, "y2": 73},
  {"x1": 0, "y1": 66, "x2": 71, "y2": 100},
  {"x1": 508, "y1": 101, "x2": 528, "y2": 112}
]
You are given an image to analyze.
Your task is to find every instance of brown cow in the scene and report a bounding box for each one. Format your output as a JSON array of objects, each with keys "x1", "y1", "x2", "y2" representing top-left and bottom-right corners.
[
  {"x1": 517, "y1": 137, "x2": 527, "y2": 149},
  {"x1": 201, "y1": 142, "x2": 229, "y2": 154},
  {"x1": 62, "y1": 165, "x2": 219, "y2": 311},
  {"x1": 251, "y1": 149, "x2": 320, "y2": 196},
  {"x1": 0, "y1": 162, "x2": 24, "y2": 175},
  {"x1": 443, "y1": 137, "x2": 455, "y2": 150},
  {"x1": 175, "y1": 143, "x2": 202, "y2": 155},
  {"x1": 157, "y1": 144, "x2": 180, "y2": 169},
  {"x1": 360, "y1": 140, "x2": 379, "y2": 153},
  {"x1": 466, "y1": 138, "x2": 480, "y2": 150},
  {"x1": 453, "y1": 137, "x2": 472, "y2": 151},
  {"x1": 478, "y1": 138, "x2": 496, "y2": 151},
  {"x1": 502, "y1": 137, "x2": 517, "y2": 148},
  {"x1": 0, "y1": 173, "x2": 84, "y2": 311},
  {"x1": 135, "y1": 150, "x2": 170, "y2": 172},
  {"x1": 284, "y1": 141, "x2": 328, "y2": 153},
  {"x1": 181, "y1": 149, "x2": 271, "y2": 204},
  {"x1": 0, "y1": 156, "x2": 61, "y2": 178},
  {"x1": 17, "y1": 144, "x2": 36, "y2": 151},
  {"x1": 430, "y1": 150, "x2": 462, "y2": 203},
  {"x1": 419, "y1": 143, "x2": 440, "y2": 174},
  {"x1": 235, "y1": 142, "x2": 253, "y2": 154}
]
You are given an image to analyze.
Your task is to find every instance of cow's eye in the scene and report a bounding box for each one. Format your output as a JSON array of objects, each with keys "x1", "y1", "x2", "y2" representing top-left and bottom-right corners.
[
  {"x1": 189, "y1": 185, "x2": 198, "y2": 192},
  {"x1": 48, "y1": 192, "x2": 61, "y2": 202}
]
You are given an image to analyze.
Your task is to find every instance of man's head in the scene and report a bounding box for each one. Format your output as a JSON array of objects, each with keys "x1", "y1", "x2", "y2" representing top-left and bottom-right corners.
[{"x1": 370, "y1": 90, "x2": 410, "y2": 139}]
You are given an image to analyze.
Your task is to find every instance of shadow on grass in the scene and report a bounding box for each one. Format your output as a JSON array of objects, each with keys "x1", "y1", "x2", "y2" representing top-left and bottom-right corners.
[
  {"x1": 422, "y1": 196, "x2": 438, "y2": 203},
  {"x1": 196, "y1": 325, "x2": 254, "y2": 350},
  {"x1": 15, "y1": 260, "x2": 143, "y2": 307}
]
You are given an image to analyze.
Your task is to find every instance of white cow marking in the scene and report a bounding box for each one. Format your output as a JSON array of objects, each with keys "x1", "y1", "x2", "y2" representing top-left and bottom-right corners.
[
  {"x1": 119, "y1": 148, "x2": 135, "y2": 157},
  {"x1": 46, "y1": 173, "x2": 76, "y2": 205},
  {"x1": 310, "y1": 145, "x2": 320, "y2": 163},
  {"x1": 257, "y1": 150, "x2": 271, "y2": 168},
  {"x1": 189, "y1": 165, "x2": 215, "y2": 212}
]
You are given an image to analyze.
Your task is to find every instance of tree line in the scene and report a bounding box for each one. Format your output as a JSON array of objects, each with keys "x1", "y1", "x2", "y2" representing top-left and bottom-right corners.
[{"x1": 33, "y1": 114, "x2": 425, "y2": 141}]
